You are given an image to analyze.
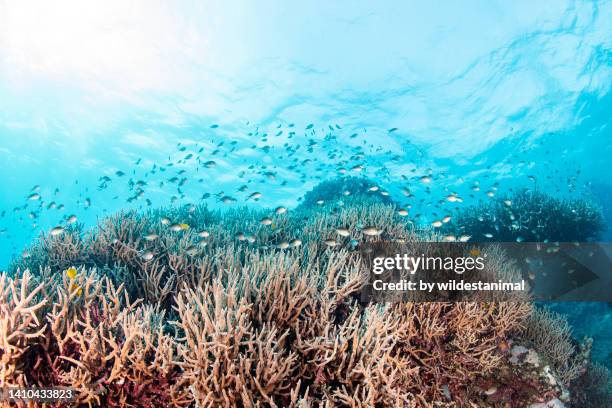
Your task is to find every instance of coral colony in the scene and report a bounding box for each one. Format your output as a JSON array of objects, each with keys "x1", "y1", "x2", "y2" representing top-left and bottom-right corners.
[{"x1": 1, "y1": 178, "x2": 611, "y2": 407}]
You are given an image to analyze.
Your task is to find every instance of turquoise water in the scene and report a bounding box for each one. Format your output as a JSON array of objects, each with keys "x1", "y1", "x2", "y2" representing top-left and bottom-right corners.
[{"x1": 1, "y1": 0, "x2": 611, "y2": 308}]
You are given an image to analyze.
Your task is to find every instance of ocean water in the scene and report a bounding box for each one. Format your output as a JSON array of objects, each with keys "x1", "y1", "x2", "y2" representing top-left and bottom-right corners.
[{"x1": 0, "y1": 0, "x2": 611, "y2": 369}]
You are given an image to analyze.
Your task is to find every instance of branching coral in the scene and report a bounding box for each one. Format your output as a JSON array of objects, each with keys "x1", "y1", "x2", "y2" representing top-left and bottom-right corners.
[
  {"x1": 444, "y1": 189, "x2": 604, "y2": 243},
  {"x1": 1, "y1": 268, "x2": 189, "y2": 407},
  {"x1": 521, "y1": 307, "x2": 590, "y2": 386},
  {"x1": 3, "y1": 183, "x2": 609, "y2": 407},
  {"x1": 0, "y1": 270, "x2": 47, "y2": 388},
  {"x1": 570, "y1": 362, "x2": 612, "y2": 407},
  {"x1": 297, "y1": 176, "x2": 396, "y2": 211}
]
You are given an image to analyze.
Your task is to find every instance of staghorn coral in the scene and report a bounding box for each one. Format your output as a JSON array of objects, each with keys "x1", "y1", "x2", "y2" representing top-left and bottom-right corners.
[
  {"x1": 0, "y1": 270, "x2": 47, "y2": 388},
  {"x1": 1, "y1": 268, "x2": 189, "y2": 407},
  {"x1": 3, "y1": 184, "x2": 609, "y2": 407},
  {"x1": 296, "y1": 176, "x2": 396, "y2": 211},
  {"x1": 444, "y1": 189, "x2": 604, "y2": 243},
  {"x1": 520, "y1": 307, "x2": 590, "y2": 387},
  {"x1": 569, "y1": 362, "x2": 612, "y2": 407}
]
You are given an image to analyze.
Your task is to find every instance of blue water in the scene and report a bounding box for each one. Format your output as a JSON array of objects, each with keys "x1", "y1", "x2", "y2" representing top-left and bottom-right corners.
[{"x1": 0, "y1": 2, "x2": 611, "y2": 266}]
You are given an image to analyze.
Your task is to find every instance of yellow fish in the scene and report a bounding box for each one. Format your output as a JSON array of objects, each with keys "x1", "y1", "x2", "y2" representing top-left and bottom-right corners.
[
  {"x1": 65, "y1": 267, "x2": 78, "y2": 280},
  {"x1": 179, "y1": 223, "x2": 190, "y2": 231},
  {"x1": 469, "y1": 249, "x2": 481, "y2": 257},
  {"x1": 69, "y1": 282, "x2": 83, "y2": 296}
]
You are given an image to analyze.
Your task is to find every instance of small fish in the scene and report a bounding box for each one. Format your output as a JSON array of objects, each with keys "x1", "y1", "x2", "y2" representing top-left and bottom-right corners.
[
  {"x1": 290, "y1": 239, "x2": 302, "y2": 247},
  {"x1": 324, "y1": 239, "x2": 338, "y2": 247},
  {"x1": 203, "y1": 161, "x2": 217, "y2": 168},
  {"x1": 420, "y1": 176, "x2": 432, "y2": 184},
  {"x1": 275, "y1": 206, "x2": 287, "y2": 215},
  {"x1": 431, "y1": 221, "x2": 443, "y2": 228},
  {"x1": 368, "y1": 186, "x2": 379, "y2": 192},
  {"x1": 198, "y1": 230, "x2": 210, "y2": 238},
  {"x1": 442, "y1": 216, "x2": 451, "y2": 223},
  {"x1": 28, "y1": 193, "x2": 41, "y2": 201},
  {"x1": 179, "y1": 223, "x2": 190, "y2": 231},
  {"x1": 483, "y1": 233, "x2": 494, "y2": 238},
  {"x1": 458, "y1": 235, "x2": 471, "y2": 242},
  {"x1": 221, "y1": 196, "x2": 237, "y2": 204},
  {"x1": 446, "y1": 194, "x2": 460, "y2": 202},
  {"x1": 169, "y1": 224, "x2": 183, "y2": 232},
  {"x1": 277, "y1": 241, "x2": 290, "y2": 249},
  {"x1": 362, "y1": 226, "x2": 383, "y2": 236},
  {"x1": 397, "y1": 209, "x2": 409, "y2": 217},
  {"x1": 516, "y1": 236, "x2": 524, "y2": 243},
  {"x1": 185, "y1": 246, "x2": 199, "y2": 256},
  {"x1": 503, "y1": 200, "x2": 512, "y2": 206},
  {"x1": 69, "y1": 282, "x2": 83, "y2": 296},
  {"x1": 161, "y1": 217, "x2": 171, "y2": 225},
  {"x1": 351, "y1": 165, "x2": 364, "y2": 172},
  {"x1": 65, "y1": 267, "x2": 78, "y2": 279},
  {"x1": 50, "y1": 226, "x2": 65, "y2": 236},
  {"x1": 144, "y1": 233, "x2": 159, "y2": 241},
  {"x1": 486, "y1": 191, "x2": 495, "y2": 198},
  {"x1": 235, "y1": 232, "x2": 246, "y2": 241},
  {"x1": 469, "y1": 249, "x2": 481, "y2": 257},
  {"x1": 442, "y1": 235, "x2": 456, "y2": 242},
  {"x1": 316, "y1": 200, "x2": 324, "y2": 205},
  {"x1": 336, "y1": 227, "x2": 350, "y2": 237},
  {"x1": 66, "y1": 215, "x2": 78, "y2": 224},
  {"x1": 260, "y1": 217, "x2": 273, "y2": 226},
  {"x1": 247, "y1": 192, "x2": 262, "y2": 201},
  {"x1": 141, "y1": 251, "x2": 155, "y2": 261}
]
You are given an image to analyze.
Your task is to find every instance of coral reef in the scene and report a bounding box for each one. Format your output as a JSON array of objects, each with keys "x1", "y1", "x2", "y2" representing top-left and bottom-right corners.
[
  {"x1": 444, "y1": 189, "x2": 604, "y2": 243},
  {"x1": 569, "y1": 362, "x2": 612, "y2": 407},
  {"x1": 2, "y1": 185, "x2": 610, "y2": 407},
  {"x1": 297, "y1": 176, "x2": 396, "y2": 210}
]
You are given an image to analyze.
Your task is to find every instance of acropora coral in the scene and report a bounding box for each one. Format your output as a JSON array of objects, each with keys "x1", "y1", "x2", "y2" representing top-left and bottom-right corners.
[
  {"x1": 297, "y1": 176, "x2": 396, "y2": 210},
  {"x1": 2, "y1": 183, "x2": 610, "y2": 407},
  {"x1": 444, "y1": 189, "x2": 605, "y2": 243}
]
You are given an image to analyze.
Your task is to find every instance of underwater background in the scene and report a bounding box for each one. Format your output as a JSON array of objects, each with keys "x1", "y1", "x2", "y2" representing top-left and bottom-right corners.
[{"x1": 0, "y1": 0, "x2": 611, "y2": 392}]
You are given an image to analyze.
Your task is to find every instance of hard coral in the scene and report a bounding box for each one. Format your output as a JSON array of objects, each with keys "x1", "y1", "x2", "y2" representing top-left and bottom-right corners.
[
  {"x1": 445, "y1": 189, "x2": 604, "y2": 243},
  {"x1": 2, "y1": 180, "x2": 609, "y2": 407},
  {"x1": 297, "y1": 176, "x2": 396, "y2": 211}
]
